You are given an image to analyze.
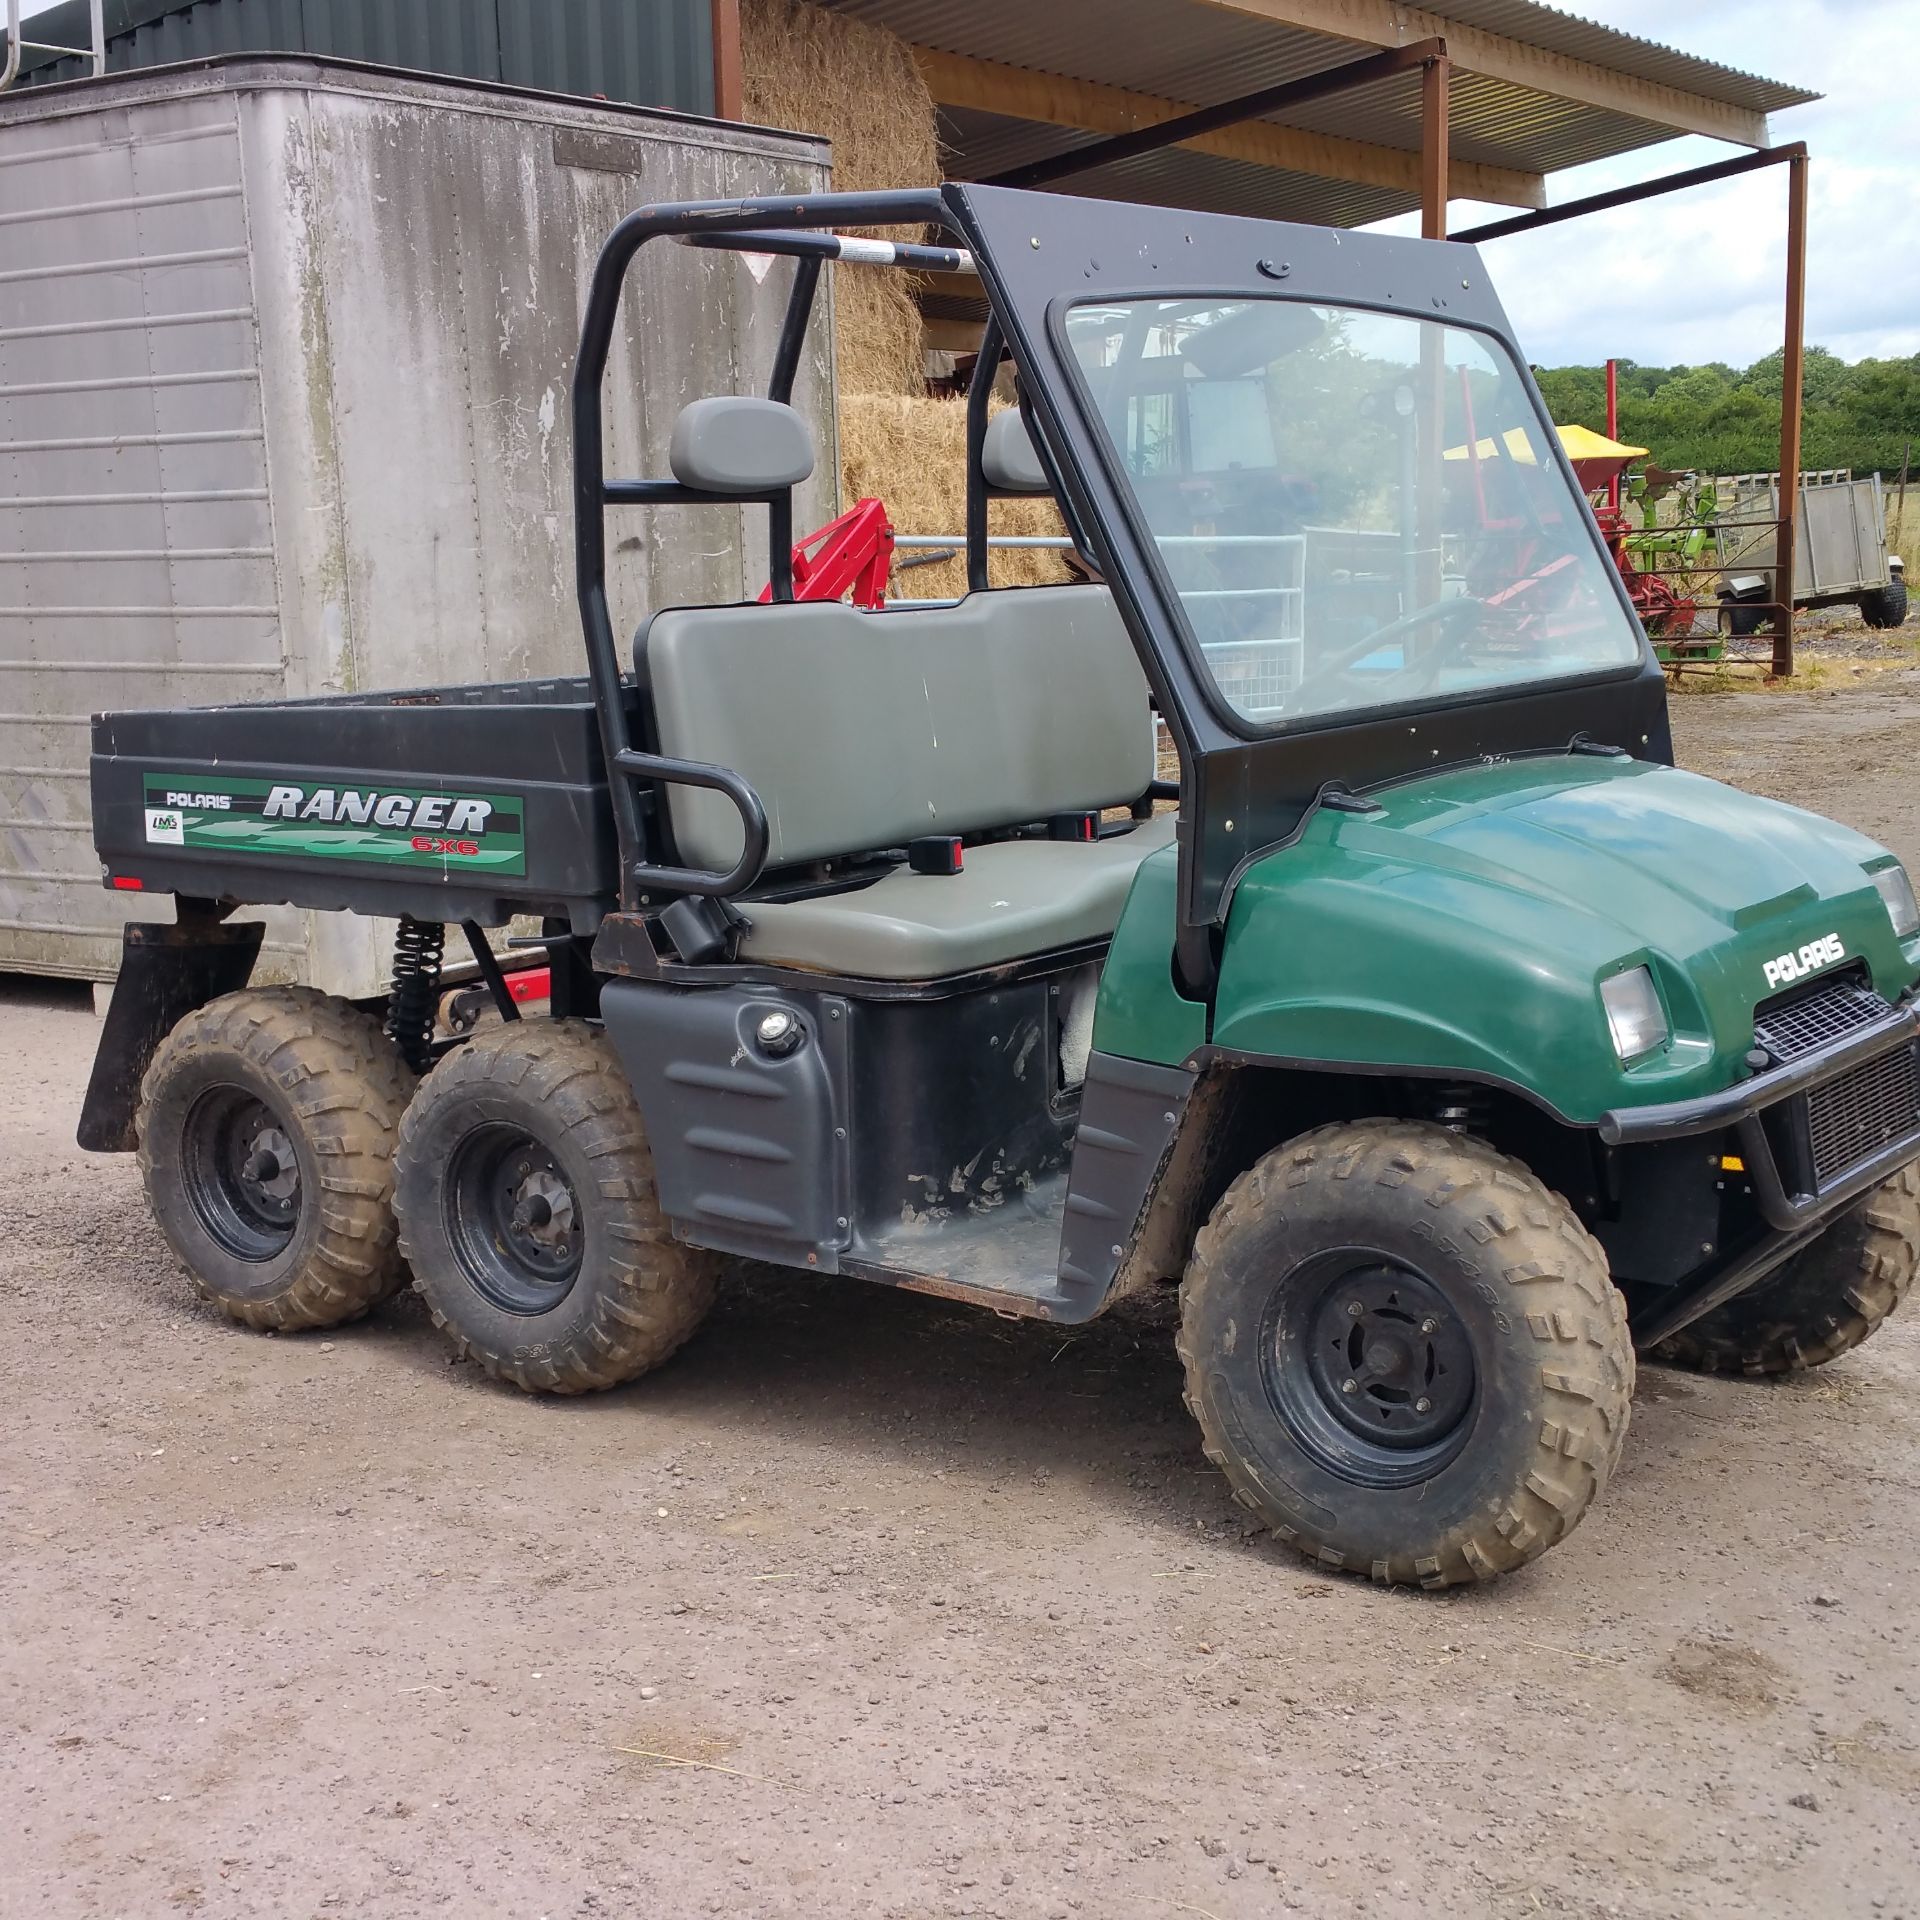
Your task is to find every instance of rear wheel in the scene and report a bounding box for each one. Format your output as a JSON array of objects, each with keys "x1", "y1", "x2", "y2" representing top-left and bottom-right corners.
[
  {"x1": 392, "y1": 1020, "x2": 718, "y2": 1394},
  {"x1": 136, "y1": 987, "x2": 413, "y2": 1331},
  {"x1": 1859, "y1": 579, "x2": 1909, "y2": 630},
  {"x1": 1179, "y1": 1120, "x2": 1633, "y2": 1588},
  {"x1": 1649, "y1": 1164, "x2": 1919, "y2": 1375}
]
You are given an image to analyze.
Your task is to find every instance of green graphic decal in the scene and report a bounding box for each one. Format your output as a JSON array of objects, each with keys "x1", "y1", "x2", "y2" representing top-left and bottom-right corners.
[{"x1": 142, "y1": 774, "x2": 527, "y2": 877}]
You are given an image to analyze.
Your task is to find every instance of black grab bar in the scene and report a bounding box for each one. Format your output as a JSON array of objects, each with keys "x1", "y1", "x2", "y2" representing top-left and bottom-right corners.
[
  {"x1": 613, "y1": 749, "x2": 771, "y2": 899},
  {"x1": 570, "y1": 189, "x2": 954, "y2": 915}
]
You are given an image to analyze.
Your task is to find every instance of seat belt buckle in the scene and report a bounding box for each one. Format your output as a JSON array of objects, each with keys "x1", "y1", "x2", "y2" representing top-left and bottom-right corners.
[
  {"x1": 908, "y1": 835, "x2": 965, "y2": 875},
  {"x1": 1047, "y1": 811, "x2": 1099, "y2": 843}
]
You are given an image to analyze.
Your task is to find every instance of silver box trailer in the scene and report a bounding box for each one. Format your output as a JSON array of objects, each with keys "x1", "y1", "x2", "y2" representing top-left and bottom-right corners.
[
  {"x1": 0, "y1": 56, "x2": 835, "y2": 994},
  {"x1": 1715, "y1": 470, "x2": 1905, "y2": 621}
]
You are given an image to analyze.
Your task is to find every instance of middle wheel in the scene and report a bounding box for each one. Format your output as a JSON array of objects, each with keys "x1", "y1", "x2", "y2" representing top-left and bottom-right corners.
[{"x1": 393, "y1": 1019, "x2": 719, "y2": 1394}]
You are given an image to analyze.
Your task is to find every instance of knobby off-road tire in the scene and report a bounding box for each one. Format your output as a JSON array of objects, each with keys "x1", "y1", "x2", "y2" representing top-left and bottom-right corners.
[
  {"x1": 137, "y1": 986, "x2": 413, "y2": 1332},
  {"x1": 1859, "y1": 579, "x2": 1909, "y2": 630},
  {"x1": 1179, "y1": 1119, "x2": 1634, "y2": 1589},
  {"x1": 392, "y1": 1020, "x2": 719, "y2": 1395},
  {"x1": 1650, "y1": 1163, "x2": 1920, "y2": 1376}
]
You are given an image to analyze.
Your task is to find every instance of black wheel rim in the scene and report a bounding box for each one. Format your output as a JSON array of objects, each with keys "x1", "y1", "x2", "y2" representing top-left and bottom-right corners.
[
  {"x1": 183, "y1": 1086, "x2": 303, "y2": 1263},
  {"x1": 445, "y1": 1123, "x2": 584, "y2": 1315},
  {"x1": 1262, "y1": 1246, "x2": 1479, "y2": 1489}
]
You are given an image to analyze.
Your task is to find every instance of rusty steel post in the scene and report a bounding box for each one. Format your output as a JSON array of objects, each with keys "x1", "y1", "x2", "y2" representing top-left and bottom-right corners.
[
  {"x1": 1772, "y1": 150, "x2": 1809, "y2": 678},
  {"x1": 710, "y1": 0, "x2": 744, "y2": 120},
  {"x1": 1421, "y1": 49, "x2": 1450, "y2": 240}
]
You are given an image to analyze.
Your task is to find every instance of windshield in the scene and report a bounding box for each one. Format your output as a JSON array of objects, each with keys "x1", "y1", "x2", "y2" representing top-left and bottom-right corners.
[{"x1": 1063, "y1": 299, "x2": 1644, "y2": 730}]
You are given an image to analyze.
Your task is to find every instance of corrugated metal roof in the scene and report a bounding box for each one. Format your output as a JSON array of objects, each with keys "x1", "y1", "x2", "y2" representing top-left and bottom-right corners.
[
  {"x1": 12, "y1": 0, "x2": 717, "y2": 115},
  {"x1": 823, "y1": 0, "x2": 1816, "y2": 227},
  {"x1": 826, "y1": 0, "x2": 1813, "y2": 117},
  {"x1": 1415, "y1": 0, "x2": 1811, "y2": 112}
]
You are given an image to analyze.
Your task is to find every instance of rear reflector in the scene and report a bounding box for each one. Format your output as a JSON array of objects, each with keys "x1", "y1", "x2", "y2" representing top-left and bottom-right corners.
[{"x1": 110, "y1": 876, "x2": 144, "y2": 891}]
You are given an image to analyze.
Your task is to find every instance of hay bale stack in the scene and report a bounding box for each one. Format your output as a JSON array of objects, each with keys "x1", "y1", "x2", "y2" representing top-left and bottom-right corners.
[
  {"x1": 842, "y1": 395, "x2": 1073, "y2": 596},
  {"x1": 740, "y1": 2, "x2": 1071, "y2": 594},
  {"x1": 740, "y1": 0, "x2": 934, "y2": 399}
]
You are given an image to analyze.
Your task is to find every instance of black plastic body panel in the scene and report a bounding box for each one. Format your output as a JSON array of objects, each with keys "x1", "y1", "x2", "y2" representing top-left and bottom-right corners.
[
  {"x1": 850, "y1": 984, "x2": 1076, "y2": 1231},
  {"x1": 76, "y1": 910, "x2": 264, "y2": 1151},
  {"x1": 89, "y1": 676, "x2": 636, "y2": 930},
  {"x1": 1056, "y1": 1052, "x2": 1195, "y2": 1312},
  {"x1": 602, "y1": 963, "x2": 1107, "y2": 1311},
  {"x1": 1590, "y1": 1135, "x2": 1728, "y2": 1288},
  {"x1": 601, "y1": 978, "x2": 854, "y2": 1264}
]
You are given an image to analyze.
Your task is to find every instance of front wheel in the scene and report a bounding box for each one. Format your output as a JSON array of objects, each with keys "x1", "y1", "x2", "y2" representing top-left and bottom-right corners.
[
  {"x1": 1649, "y1": 1164, "x2": 1919, "y2": 1375},
  {"x1": 1179, "y1": 1120, "x2": 1633, "y2": 1588}
]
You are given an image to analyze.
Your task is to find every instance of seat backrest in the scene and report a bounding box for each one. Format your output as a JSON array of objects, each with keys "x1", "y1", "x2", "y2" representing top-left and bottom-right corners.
[{"x1": 642, "y1": 585, "x2": 1151, "y2": 872}]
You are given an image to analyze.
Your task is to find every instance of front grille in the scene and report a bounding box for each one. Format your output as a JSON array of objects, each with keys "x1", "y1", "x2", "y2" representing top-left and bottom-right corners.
[
  {"x1": 1806, "y1": 1046, "x2": 1920, "y2": 1185},
  {"x1": 1753, "y1": 974, "x2": 1890, "y2": 1064}
]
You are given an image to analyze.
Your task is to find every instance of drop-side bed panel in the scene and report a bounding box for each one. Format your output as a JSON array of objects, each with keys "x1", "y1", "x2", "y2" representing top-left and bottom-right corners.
[{"x1": 89, "y1": 677, "x2": 628, "y2": 928}]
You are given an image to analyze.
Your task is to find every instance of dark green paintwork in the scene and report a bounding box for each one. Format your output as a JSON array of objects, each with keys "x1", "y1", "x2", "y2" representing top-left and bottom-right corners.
[
  {"x1": 1091, "y1": 836, "x2": 1207, "y2": 1064},
  {"x1": 1094, "y1": 755, "x2": 1920, "y2": 1125}
]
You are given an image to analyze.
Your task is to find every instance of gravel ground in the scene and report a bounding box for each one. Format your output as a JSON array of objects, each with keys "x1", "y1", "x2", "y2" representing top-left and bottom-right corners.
[{"x1": 5, "y1": 679, "x2": 1920, "y2": 1920}]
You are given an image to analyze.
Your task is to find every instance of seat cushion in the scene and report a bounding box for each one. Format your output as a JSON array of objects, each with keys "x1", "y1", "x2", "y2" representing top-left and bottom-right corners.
[
  {"x1": 738, "y1": 815, "x2": 1176, "y2": 979},
  {"x1": 642, "y1": 586, "x2": 1151, "y2": 872}
]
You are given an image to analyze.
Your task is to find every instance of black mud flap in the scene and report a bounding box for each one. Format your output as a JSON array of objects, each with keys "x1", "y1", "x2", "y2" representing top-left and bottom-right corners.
[{"x1": 77, "y1": 910, "x2": 266, "y2": 1152}]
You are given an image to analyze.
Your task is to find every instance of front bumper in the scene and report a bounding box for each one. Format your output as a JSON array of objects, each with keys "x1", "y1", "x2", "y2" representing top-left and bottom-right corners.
[{"x1": 1598, "y1": 998, "x2": 1920, "y2": 1231}]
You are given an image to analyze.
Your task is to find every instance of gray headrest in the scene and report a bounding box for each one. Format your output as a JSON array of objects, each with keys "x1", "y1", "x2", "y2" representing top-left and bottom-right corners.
[
  {"x1": 669, "y1": 396, "x2": 815, "y2": 494},
  {"x1": 982, "y1": 408, "x2": 1051, "y2": 494}
]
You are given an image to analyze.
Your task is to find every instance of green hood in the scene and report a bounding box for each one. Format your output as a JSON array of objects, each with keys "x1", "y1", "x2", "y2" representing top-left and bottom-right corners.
[{"x1": 1199, "y1": 754, "x2": 1920, "y2": 1123}]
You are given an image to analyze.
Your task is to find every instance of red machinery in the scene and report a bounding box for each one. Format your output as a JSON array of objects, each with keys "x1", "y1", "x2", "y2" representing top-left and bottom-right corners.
[
  {"x1": 756, "y1": 496, "x2": 895, "y2": 609},
  {"x1": 1590, "y1": 362, "x2": 1696, "y2": 640},
  {"x1": 1594, "y1": 500, "x2": 1698, "y2": 639}
]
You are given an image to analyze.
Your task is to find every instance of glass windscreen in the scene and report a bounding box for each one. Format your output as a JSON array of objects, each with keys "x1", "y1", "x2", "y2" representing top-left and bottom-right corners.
[{"x1": 1064, "y1": 299, "x2": 1644, "y2": 729}]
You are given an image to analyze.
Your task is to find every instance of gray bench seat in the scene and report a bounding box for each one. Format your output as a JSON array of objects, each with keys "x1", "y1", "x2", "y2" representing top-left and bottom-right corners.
[
  {"x1": 641, "y1": 582, "x2": 1162, "y2": 977},
  {"x1": 737, "y1": 814, "x2": 1175, "y2": 979}
]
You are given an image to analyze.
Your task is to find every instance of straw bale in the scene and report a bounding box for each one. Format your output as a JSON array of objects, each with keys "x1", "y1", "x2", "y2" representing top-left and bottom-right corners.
[
  {"x1": 840, "y1": 395, "x2": 1075, "y2": 597},
  {"x1": 740, "y1": 0, "x2": 937, "y2": 397}
]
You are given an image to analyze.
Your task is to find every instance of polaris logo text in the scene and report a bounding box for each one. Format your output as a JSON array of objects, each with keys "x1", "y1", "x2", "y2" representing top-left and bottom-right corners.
[
  {"x1": 262, "y1": 785, "x2": 494, "y2": 834},
  {"x1": 1763, "y1": 933, "x2": 1846, "y2": 991}
]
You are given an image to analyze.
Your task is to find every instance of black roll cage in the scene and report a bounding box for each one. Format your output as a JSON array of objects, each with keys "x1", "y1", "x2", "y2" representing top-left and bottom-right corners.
[{"x1": 573, "y1": 189, "x2": 1042, "y2": 916}]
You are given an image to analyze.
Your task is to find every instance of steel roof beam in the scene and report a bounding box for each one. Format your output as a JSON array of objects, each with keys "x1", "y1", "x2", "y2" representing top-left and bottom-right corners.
[
  {"x1": 984, "y1": 38, "x2": 1442, "y2": 190},
  {"x1": 913, "y1": 44, "x2": 1544, "y2": 208}
]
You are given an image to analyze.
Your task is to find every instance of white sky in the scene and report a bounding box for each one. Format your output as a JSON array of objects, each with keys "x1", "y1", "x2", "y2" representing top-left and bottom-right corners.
[
  {"x1": 21, "y1": 0, "x2": 1908, "y2": 369},
  {"x1": 1363, "y1": 0, "x2": 1918, "y2": 369}
]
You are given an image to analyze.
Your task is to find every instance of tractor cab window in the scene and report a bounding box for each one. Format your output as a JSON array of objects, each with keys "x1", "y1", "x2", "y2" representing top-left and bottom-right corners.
[{"x1": 1064, "y1": 298, "x2": 1644, "y2": 730}]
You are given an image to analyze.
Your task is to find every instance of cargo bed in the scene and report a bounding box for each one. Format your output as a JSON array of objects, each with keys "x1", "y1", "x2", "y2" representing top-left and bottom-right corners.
[{"x1": 90, "y1": 678, "x2": 638, "y2": 930}]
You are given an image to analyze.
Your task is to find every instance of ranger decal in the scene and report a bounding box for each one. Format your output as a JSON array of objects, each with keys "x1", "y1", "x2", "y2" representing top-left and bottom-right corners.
[{"x1": 140, "y1": 774, "x2": 527, "y2": 876}]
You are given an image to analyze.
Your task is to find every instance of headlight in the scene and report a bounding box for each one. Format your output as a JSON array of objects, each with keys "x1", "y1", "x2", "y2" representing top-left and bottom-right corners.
[
  {"x1": 1872, "y1": 865, "x2": 1920, "y2": 939},
  {"x1": 1601, "y1": 966, "x2": 1668, "y2": 1063}
]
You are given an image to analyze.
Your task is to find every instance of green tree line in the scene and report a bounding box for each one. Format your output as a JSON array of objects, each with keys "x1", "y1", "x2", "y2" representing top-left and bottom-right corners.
[{"x1": 1532, "y1": 348, "x2": 1920, "y2": 479}]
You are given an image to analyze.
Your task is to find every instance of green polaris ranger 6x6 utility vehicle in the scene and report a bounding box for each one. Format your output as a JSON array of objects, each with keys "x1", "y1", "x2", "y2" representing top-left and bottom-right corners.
[{"x1": 78, "y1": 184, "x2": 1920, "y2": 1588}]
